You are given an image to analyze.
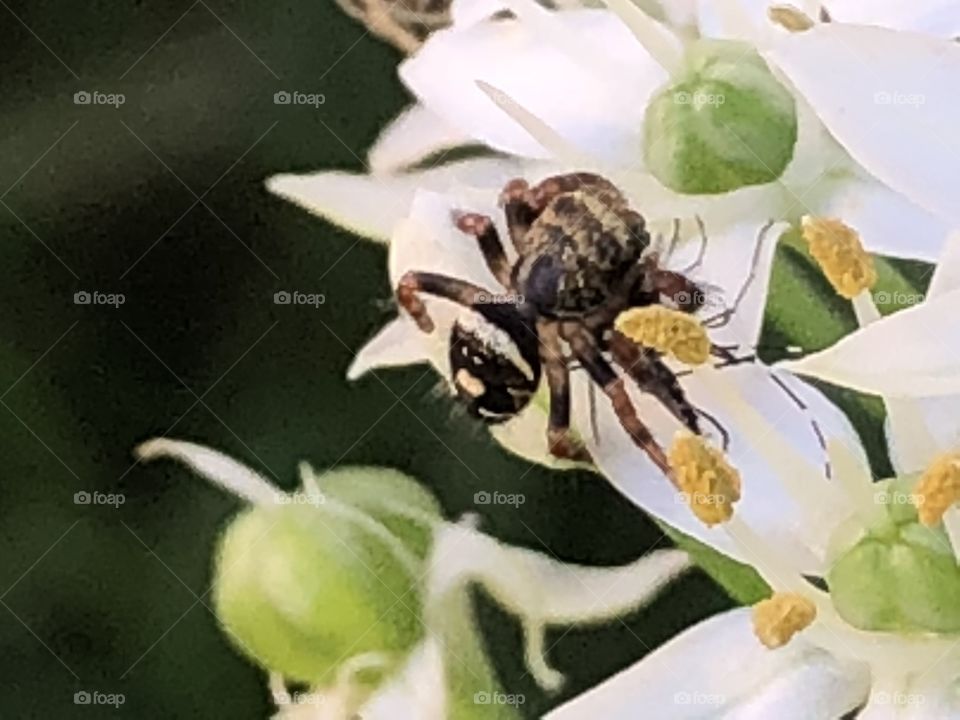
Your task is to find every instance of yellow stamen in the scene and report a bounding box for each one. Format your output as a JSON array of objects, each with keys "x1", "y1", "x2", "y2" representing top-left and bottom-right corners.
[
  {"x1": 668, "y1": 433, "x2": 742, "y2": 526},
  {"x1": 752, "y1": 592, "x2": 817, "y2": 649},
  {"x1": 915, "y1": 453, "x2": 960, "y2": 526},
  {"x1": 768, "y1": 5, "x2": 815, "y2": 32},
  {"x1": 615, "y1": 307, "x2": 711, "y2": 365},
  {"x1": 801, "y1": 216, "x2": 877, "y2": 299}
]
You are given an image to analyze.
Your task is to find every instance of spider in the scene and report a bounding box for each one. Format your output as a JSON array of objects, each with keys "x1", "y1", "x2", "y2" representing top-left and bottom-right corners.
[{"x1": 395, "y1": 172, "x2": 721, "y2": 475}]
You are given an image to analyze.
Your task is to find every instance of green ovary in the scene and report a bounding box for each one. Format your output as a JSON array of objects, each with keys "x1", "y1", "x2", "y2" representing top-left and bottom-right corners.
[
  {"x1": 643, "y1": 40, "x2": 798, "y2": 195},
  {"x1": 827, "y1": 477, "x2": 960, "y2": 634}
]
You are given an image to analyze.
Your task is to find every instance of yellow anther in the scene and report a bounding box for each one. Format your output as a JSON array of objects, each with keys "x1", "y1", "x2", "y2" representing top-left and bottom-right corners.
[
  {"x1": 668, "y1": 433, "x2": 742, "y2": 526},
  {"x1": 801, "y1": 216, "x2": 877, "y2": 299},
  {"x1": 615, "y1": 307, "x2": 711, "y2": 365},
  {"x1": 915, "y1": 453, "x2": 960, "y2": 526},
  {"x1": 752, "y1": 593, "x2": 817, "y2": 649},
  {"x1": 768, "y1": 5, "x2": 815, "y2": 32}
]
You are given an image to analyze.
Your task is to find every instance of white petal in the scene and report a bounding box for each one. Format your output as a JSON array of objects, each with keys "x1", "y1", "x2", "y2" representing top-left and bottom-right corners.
[
  {"x1": 399, "y1": 9, "x2": 666, "y2": 161},
  {"x1": 767, "y1": 25, "x2": 960, "y2": 226},
  {"x1": 812, "y1": 174, "x2": 950, "y2": 262},
  {"x1": 266, "y1": 157, "x2": 531, "y2": 242},
  {"x1": 450, "y1": 0, "x2": 507, "y2": 26},
  {"x1": 669, "y1": 220, "x2": 787, "y2": 350},
  {"x1": 780, "y1": 287, "x2": 960, "y2": 397},
  {"x1": 579, "y1": 362, "x2": 863, "y2": 573},
  {"x1": 135, "y1": 438, "x2": 278, "y2": 504},
  {"x1": 367, "y1": 104, "x2": 472, "y2": 173},
  {"x1": 348, "y1": 317, "x2": 431, "y2": 380},
  {"x1": 828, "y1": 0, "x2": 960, "y2": 37},
  {"x1": 359, "y1": 640, "x2": 446, "y2": 720},
  {"x1": 696, "y1": 0, "x2": 823, "y2": 42},
  {"x1": 927, "y1": 230, "x2": 960, "y2": 299},
  {"x1": 886, "y1": 395, "x2": 960, "y2": 473},
  {"x1": 546, "y1": 608, "x2": 868, "y2": 719}
]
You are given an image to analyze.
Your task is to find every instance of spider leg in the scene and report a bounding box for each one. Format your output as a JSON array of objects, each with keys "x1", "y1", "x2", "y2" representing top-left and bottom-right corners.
[
  {"x1": 608, "y1": 331, "x2": 700, "y2": 434},
  {"x1": 649, "y1": 268, "x2": 706, "y2": 314},
  {"x1": 453, "y1": 211, "x2": 512, "y2": 287},
  {"x1": 681, "y1": 216, "x2": 709, "y2": 274},
  {"x1": 561, "y1": 323, "x2": 673, "y2": 480},
  {"x1": 539, "y1": 321, "x2": 592, "y2": 462},
  {"x1": 499, "y1": 178, "x2": 541, "y2": 251},
  {"x1": 703, "y1": 220, "x2": 775, "y2": 329},
  {"x1": 396, "y1": 271, "x2": 493, "y2": 333}
]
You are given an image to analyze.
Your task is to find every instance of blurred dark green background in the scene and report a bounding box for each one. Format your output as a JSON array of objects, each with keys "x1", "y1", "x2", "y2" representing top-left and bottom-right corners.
[{"x1": 0, "y1": 2, "x2": 732, "y2": 717}]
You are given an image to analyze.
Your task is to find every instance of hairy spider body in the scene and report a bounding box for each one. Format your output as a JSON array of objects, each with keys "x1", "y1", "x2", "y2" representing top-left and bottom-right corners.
[{"x1": 396, "y1": 172, "x2": 709, "y2": 474}]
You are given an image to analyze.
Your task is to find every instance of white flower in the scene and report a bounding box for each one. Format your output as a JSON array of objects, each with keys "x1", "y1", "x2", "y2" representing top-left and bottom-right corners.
[
  {"x1": 348, "y1": 184, "x2": 871, "y2": 574},
  {"x1": 543, "y1": 226, "x2": 960, "y2": 720},
  {"x1": 136, "y1": 438, "x2": 689, "y2": 720},
  {"x1": 268, "y1": 0, "x2": 959, "y2": 263}
]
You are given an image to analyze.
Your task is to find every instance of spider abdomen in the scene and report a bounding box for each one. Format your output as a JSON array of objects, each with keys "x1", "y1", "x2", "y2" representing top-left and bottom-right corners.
[{"x1": 515, "y1": 190, "x2": 649, "y2": 318}]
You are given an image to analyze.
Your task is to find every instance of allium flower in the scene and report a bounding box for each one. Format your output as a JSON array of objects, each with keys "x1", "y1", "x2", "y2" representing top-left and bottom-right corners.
[
  {"x1": 543, "y1": 218, "x2": 960, "y2": 720},
  {"x1": 136, "y1": 438, "x2": 689, "y2": 720},
  {"x1": 348, "y1": 185, "x2": 868, "y2": 573},
  {"x1": 269, "y1": 0, "x2": 959, "y2": 263}
]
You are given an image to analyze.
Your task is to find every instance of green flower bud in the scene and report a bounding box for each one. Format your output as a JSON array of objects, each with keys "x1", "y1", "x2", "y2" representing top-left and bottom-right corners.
[
  {"x1": 828, "y1": 477, "x2": 960, "y2": 633},
  {"x1": 644, "y1": 39, "x2": 798, "y2": 195},
  {"x1": 213, "y1": 467, "x2": 442, "y2": 685}
]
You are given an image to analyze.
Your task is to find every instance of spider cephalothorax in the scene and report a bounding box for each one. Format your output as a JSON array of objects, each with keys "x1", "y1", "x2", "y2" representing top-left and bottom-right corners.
[{"x1": 396, "y1": 172, "x2": 711, "y2": 472}]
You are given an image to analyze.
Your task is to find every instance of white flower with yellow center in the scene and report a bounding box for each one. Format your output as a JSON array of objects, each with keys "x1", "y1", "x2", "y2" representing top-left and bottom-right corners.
[
  {"x1": 136, "y1": 438, "x2": 690, "y2": 720},
  {"x1": 545, "y1": 224, "x2": 960, "y2": 719},
  {"x1": 269, "y1": 0, "x2": 960, "y2": 266},
  {"x1": 349, "y1": 183, "x2": 873, "y2": 575}
]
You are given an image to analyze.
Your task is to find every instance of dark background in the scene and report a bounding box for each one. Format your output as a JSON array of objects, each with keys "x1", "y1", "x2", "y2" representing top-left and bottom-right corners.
[{"x1": 0, "y1": 2, "x2": 732, "y2": 717}]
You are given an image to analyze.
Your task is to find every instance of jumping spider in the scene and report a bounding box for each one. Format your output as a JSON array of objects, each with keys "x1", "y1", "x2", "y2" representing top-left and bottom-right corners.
[{"x1": 396, "y1": 172, "x2": 721, "y2": 475}]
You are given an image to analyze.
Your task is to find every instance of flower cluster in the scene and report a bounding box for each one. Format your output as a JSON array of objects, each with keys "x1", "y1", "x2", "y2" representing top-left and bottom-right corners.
[{"x1": 139, "y1": 0, "x2": 960, "y2": 717}]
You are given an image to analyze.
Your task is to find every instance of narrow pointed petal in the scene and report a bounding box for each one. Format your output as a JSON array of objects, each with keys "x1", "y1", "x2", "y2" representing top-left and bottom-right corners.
[
  {"x1": 828, "y1": 0, "x2": 960, "y2": 37},
  {"x1": 399, "y1": 9, "x2": 666, "y2": 161},
  {"x1": 368, "y1": 104, "x2": 471, "y2": 173},
  {"x1": 781, "y1": 288, "x2": 960, "y2": 397},
  {"x1": 348, "y1": 318, "x2": 431, "y2": 381},
  {"x1": 927, "y1": 230, "x2": 960, "y2": 299},
  {"x1": 577, "y1": 363, "x2": 864, "y2": 573},
  {"x1": 813, "y1": 174, "x2": 950, "y2": 262},
  {"x1": 266, "y1": 157, "x2": 531, "y2": 242},
  {"x1": 546, "y1": 608, "x2": 868, "y2": 719},
  {"x1": 767, "y1": 25, "x2": 960, "y2": 226},
  {"x1": 431, "y1": 522, "x2": 690, "y2": 625},
  {"x1": 136, "y1": 438, "x2": 278, "y2": 504}
]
